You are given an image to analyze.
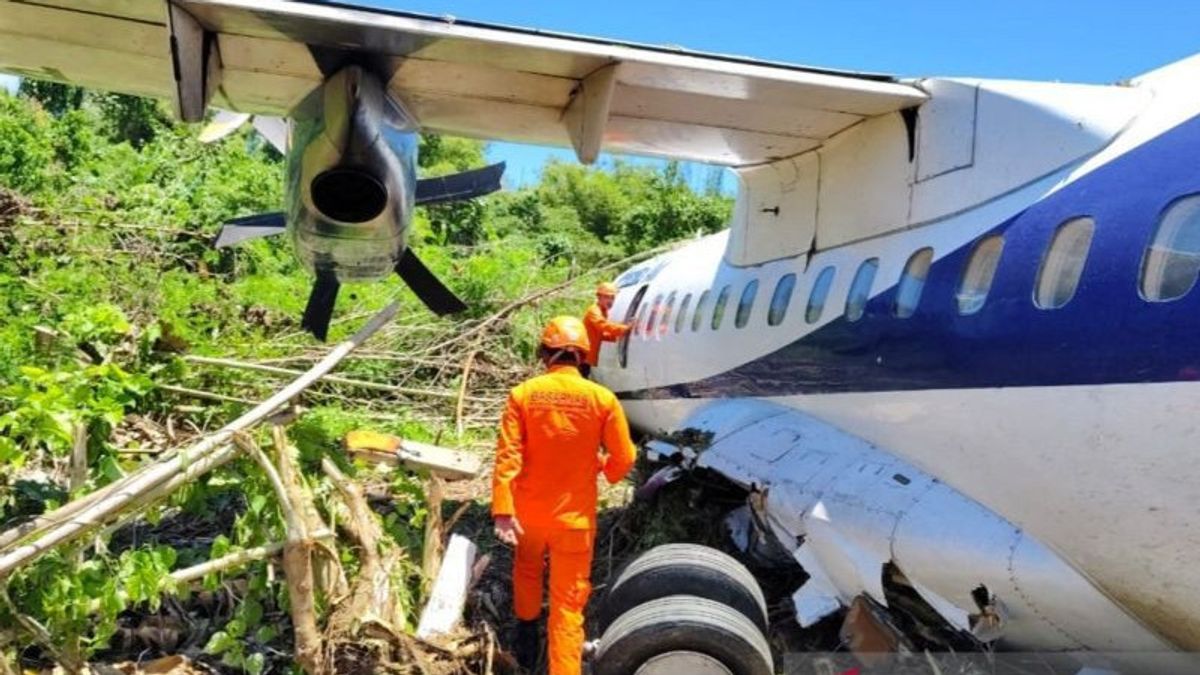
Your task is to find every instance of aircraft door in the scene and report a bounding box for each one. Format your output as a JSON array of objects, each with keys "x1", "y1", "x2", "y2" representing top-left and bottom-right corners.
[{"x1": 618, "y1": 284, "x2": 648, "y2": 369}]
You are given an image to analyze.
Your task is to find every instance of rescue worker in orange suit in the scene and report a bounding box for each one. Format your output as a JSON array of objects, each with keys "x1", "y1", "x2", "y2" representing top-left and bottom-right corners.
[
  {"x1": 491, "y1": 316, "x2": 638, "y2": 674},
  {"x1": 583, "y1": 282, "x2": 631, "y2": 368}
]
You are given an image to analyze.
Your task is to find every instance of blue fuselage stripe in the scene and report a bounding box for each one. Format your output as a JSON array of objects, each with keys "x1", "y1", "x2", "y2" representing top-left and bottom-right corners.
[{"x1": 618, "y1": 114, "x2": 1200, "y2": 401}]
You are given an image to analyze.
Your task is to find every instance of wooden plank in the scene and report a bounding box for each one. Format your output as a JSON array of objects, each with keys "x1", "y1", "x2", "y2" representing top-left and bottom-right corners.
[
  {"x1": 415, "y1": 534, "x2": 477, "y2": 639},
  {"x1": 344, "y1": 432, "x2": 481, "y2": 481}
]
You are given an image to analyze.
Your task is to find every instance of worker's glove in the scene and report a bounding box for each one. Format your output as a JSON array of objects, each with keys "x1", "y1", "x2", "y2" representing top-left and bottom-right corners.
[{"x1": 493, "y1": 515, "x2": 524, "y2": 546}]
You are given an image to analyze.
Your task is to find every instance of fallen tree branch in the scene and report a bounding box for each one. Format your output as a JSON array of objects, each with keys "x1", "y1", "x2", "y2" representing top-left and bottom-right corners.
[
  {"x1": 455, "y1": 350, "x2": 478, "y2": 439},
  {"x1": 159, "y1": 384, "x2": 257, "y2": 406},
  {"x1": 268, "y1": 425, "x2": 326, "y2": 675},
  {"x1": 168, "y1": 529, "x2": 334, "y2": 585},
  {"x1": 321, "y1": 456, "x2": 406, "y2": 672},
  {"x1": 183, "y1": 355, "x2": 493, "y2": 402},
  {"x1": 0, "y1": 301, "x2": 402, "y2": 579},
  {"x1": 430, "y1": 242, "x2": 676, "y2": 355}
]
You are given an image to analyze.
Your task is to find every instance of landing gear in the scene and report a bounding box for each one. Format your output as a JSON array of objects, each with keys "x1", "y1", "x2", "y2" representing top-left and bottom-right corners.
[
  {"x1": 594, "y1": 596, "x2": 773, "y2": 675},
  {"x1": 593, "y1": 545, "x2": 773, "y2": 675},
  {"x1": 597, "y1": 543, "x2": 769, "y2": 633}
]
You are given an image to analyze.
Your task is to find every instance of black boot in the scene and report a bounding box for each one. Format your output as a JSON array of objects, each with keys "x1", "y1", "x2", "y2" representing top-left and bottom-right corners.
[{"x1": 514, "y1": 619, "x2": 539, "y2": 673}]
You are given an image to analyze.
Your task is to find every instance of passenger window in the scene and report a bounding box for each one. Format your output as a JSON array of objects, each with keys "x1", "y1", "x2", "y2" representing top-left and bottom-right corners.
[
  {"x1": 1036, "y1": 217, "x2": 1094, "y2": 309},
  {"x1": 806, "y1": 266, "x2": 836, "y2": 324},
  {"x1": 619, "y1": 284, "x2": 648, "y2": 368},
  {"x1": 735, "y1": 280, "x2": 759, "y2": 328},
  {"x1": 675, "y1": 293, "x2": 692, "y2": 333},
  {"x1": 845, "y1": 258, "x2": 879, "y2": 322},
  {"x1": 658, "y1": 292, "x2": 676, "y2": 338},
  {"x1": 768, "y1": 274, "x2": 797, "y2": 326},
  {"x1": 711, "y1": 285, "x2": 732, "y2": 329},
  {"x1": 894, "y1": 248, "x2": 933, "y2": 318},
  {"x1": 692, "y1": 291, "x2": 710, "y2": 332},
  {"x1": 956, "y1": 235, "x2": 1005, "y2": 315},
  {"x1": 1141, "y1": 195, "x2": 1200, "y2": 302},
  {"x1": 643, "y1": 294, "x2": 663, "y2": 340}
]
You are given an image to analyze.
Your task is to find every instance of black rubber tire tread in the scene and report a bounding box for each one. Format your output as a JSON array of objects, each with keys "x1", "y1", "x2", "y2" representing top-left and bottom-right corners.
[
  {"x1": 598, "y1": 543, "x2": 769, "y2": 633},
  {"x1": 594, "y1": 595, "x2": 774, "y2": 675}
]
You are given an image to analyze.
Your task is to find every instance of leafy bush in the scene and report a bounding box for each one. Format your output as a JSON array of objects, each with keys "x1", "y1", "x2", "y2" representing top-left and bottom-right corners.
[{"x1": 0, "y1": 83, "x2": 733, "y2": 668}]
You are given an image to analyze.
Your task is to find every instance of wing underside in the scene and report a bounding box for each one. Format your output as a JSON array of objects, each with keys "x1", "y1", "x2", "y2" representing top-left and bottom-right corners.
[{"x1": 0, "y1": 0, "x2": 927, "y2": 166}]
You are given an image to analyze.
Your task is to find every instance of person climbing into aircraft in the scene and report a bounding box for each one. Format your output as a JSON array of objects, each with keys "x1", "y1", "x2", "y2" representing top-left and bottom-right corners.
[
  {"x1": 583, "y1": 282, "x2": 631, "y2": 368},
  {"x1": 491, "y1": 316, "x2": 638, "y2": 675}
]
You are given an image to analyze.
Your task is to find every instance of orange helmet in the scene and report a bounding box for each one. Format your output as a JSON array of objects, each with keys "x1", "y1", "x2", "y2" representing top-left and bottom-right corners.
[
  {"x1": 596, "y1": 282, "x2": 618, "y2": 297},
  {"x1": 541, "y1": 315, "x2": 591, "y2": 353}
]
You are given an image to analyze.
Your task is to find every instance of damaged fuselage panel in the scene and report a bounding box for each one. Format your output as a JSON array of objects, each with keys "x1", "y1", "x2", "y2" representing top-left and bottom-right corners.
[{"x1": 655, "y1": 400, "x2": 1175, "y2": 668}]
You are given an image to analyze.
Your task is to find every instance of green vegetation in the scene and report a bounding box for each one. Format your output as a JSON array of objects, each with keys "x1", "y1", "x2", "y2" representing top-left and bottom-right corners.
[{"x1": 0, "y1": 82, "x2": 731, "y2": 670}]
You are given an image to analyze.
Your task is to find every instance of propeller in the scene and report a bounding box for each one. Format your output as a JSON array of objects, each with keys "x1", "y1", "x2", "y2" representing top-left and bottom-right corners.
[
  {"x1": 212, "y1": 212, "x2": 286, "y2": 249},
  {"x1": 300, "y1": 268, "x2": 341, "y2": 342},
  {"x1": 198, "y1": 110, "x2": 290, "y2": 154},
  {"x1": 395, "y1": 248, "x2": 468, "y2": 316}
]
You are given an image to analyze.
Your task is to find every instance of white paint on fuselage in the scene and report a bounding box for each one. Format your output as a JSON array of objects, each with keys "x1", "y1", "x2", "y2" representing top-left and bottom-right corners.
[
  {"x1": 619, "y1": 383, "x2": 1200, "y2": 648},
  {"x1": 787, "y1": 382, "x2": 1200, "y2": 650},
  {"x1": 596, "y1": 61, "x2": 1200, "y2": 651}
]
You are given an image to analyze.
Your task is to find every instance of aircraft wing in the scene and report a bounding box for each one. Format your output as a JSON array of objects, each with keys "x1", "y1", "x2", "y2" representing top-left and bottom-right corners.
[{"x1": 0, "y1": 0, "x2": 927, "y2": 166}]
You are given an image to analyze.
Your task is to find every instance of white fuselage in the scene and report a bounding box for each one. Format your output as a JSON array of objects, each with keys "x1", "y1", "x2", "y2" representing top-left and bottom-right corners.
[{"x1": 595, "y1": 56, "x2": 1200, "y2": 654}]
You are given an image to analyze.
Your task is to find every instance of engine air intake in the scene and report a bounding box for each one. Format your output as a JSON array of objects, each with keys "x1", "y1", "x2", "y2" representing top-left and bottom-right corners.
[{"x1": 311, "y1": 168, "x2": 387, "y2": 223}]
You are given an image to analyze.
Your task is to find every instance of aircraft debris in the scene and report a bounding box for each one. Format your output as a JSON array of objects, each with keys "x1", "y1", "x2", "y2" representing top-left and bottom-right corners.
[
  {"x1": 417, "y1": 534, "x2": 479, "y2": 639},
  {"x1": 343, "y1": 429, "x2": 482, "y2": 480},
  {"x1": 839, "y1": 595, "x2": 911, "y2": 669}
]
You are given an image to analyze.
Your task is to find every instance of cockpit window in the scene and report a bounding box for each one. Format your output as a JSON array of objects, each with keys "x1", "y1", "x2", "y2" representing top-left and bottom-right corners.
[
  {"x1": 895, "y1": 248, "x2": 933, "y2": 318},
  {"x1": 1037, "y1": 217, "x2": 1094, "y2": 309},
  {"x1": 768, "y1": 274, "x2": 797, "y2": 326},
  {"x1": 711, "y1": 285, "x2": 732, "y2": 330},
  {"x1": 1141, "y1": 195, "x2": 1200, "y2": 302},
  {"x1": 806, "y1": 266, "x2": 836, "y2": 324},
  {"x1": 692, "y1": 290, "x2": 710, "y2": 332},
  {"x1": 735, "y1": 280, "x2": 759, "y2": 328},
  {"x1": 675, "y1": 294, "x2": 692, "y2": 333},
  {"x1": 957, "y1": 235, "x2": 1005, "y2": 315},
  {"x1": 845, "y1": 258, "x2": 879, "y2": 322}
]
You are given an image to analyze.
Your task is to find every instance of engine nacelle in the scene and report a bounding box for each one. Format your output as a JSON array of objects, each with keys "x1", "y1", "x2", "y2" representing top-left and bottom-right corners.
[{"x1": 287, "y1": 66, "x2": 419, "y2": 282}]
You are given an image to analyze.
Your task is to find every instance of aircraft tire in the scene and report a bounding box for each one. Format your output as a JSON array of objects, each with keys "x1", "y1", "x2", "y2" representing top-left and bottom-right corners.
[
  {"x1": 594, "y1": 595, "x2": 774, "y2": 675},
  {"x1": 597, "y1": 543, "x2": 768, "y2": 633}
]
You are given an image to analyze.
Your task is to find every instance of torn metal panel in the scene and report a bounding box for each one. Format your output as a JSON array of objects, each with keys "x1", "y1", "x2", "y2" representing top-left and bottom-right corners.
[
  {"x1": 907, "y1": 580, "x2": 971, "y2": 634},
  {"x1": 725, "y1": 505, "x2": 754, "y2": 552},
  {"x1": 674, "y1": 400, "x2": 1177, "y2": 661},
  {"x1": 840, "y1": 595, "x2": 910, "y2": 669},
  {"x1": 802, "y1": 500, "x2": 890, "y2": 607},
  {"x1": 634, "y1": 465, "x2": 684, "y2": 502},
  {"x1": 792, "y1": 546, "x2": 843, "y2": 626}
]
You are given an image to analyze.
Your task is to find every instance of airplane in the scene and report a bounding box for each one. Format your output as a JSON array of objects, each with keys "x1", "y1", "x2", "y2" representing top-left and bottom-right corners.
[{"x1": 2, "y1": 1, "x2": 1199, "y2": 673}]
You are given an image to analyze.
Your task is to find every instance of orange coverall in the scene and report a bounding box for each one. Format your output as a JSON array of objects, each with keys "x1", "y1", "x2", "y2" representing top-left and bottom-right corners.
[
  {"x1": 583, "y1": 303, "x2": 630, "y2": 367},
  {"x1": 492, "y1": 365, "x2": 638, "y2": 675}
]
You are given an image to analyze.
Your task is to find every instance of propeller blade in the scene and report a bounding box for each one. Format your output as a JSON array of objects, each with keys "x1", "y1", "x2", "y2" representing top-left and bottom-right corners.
[
  {"x1": 414, "y1": 162, "x2": 506, "y2": 206},
  {"x1": 213, "y1": 212, "x2": 287, "y2": 249},
  {"x1": 394, "y1": 249, "x2": 467, "y2": 316},
  {"x1": 198, "y1": 110, "x2": 251, "y2": 143},
  {"x1": 251, "y1": 116, "x2": 290, "y2": 154},
  {"x1": 300, "y1": 270, "x2": 341, "y2": 342}
]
